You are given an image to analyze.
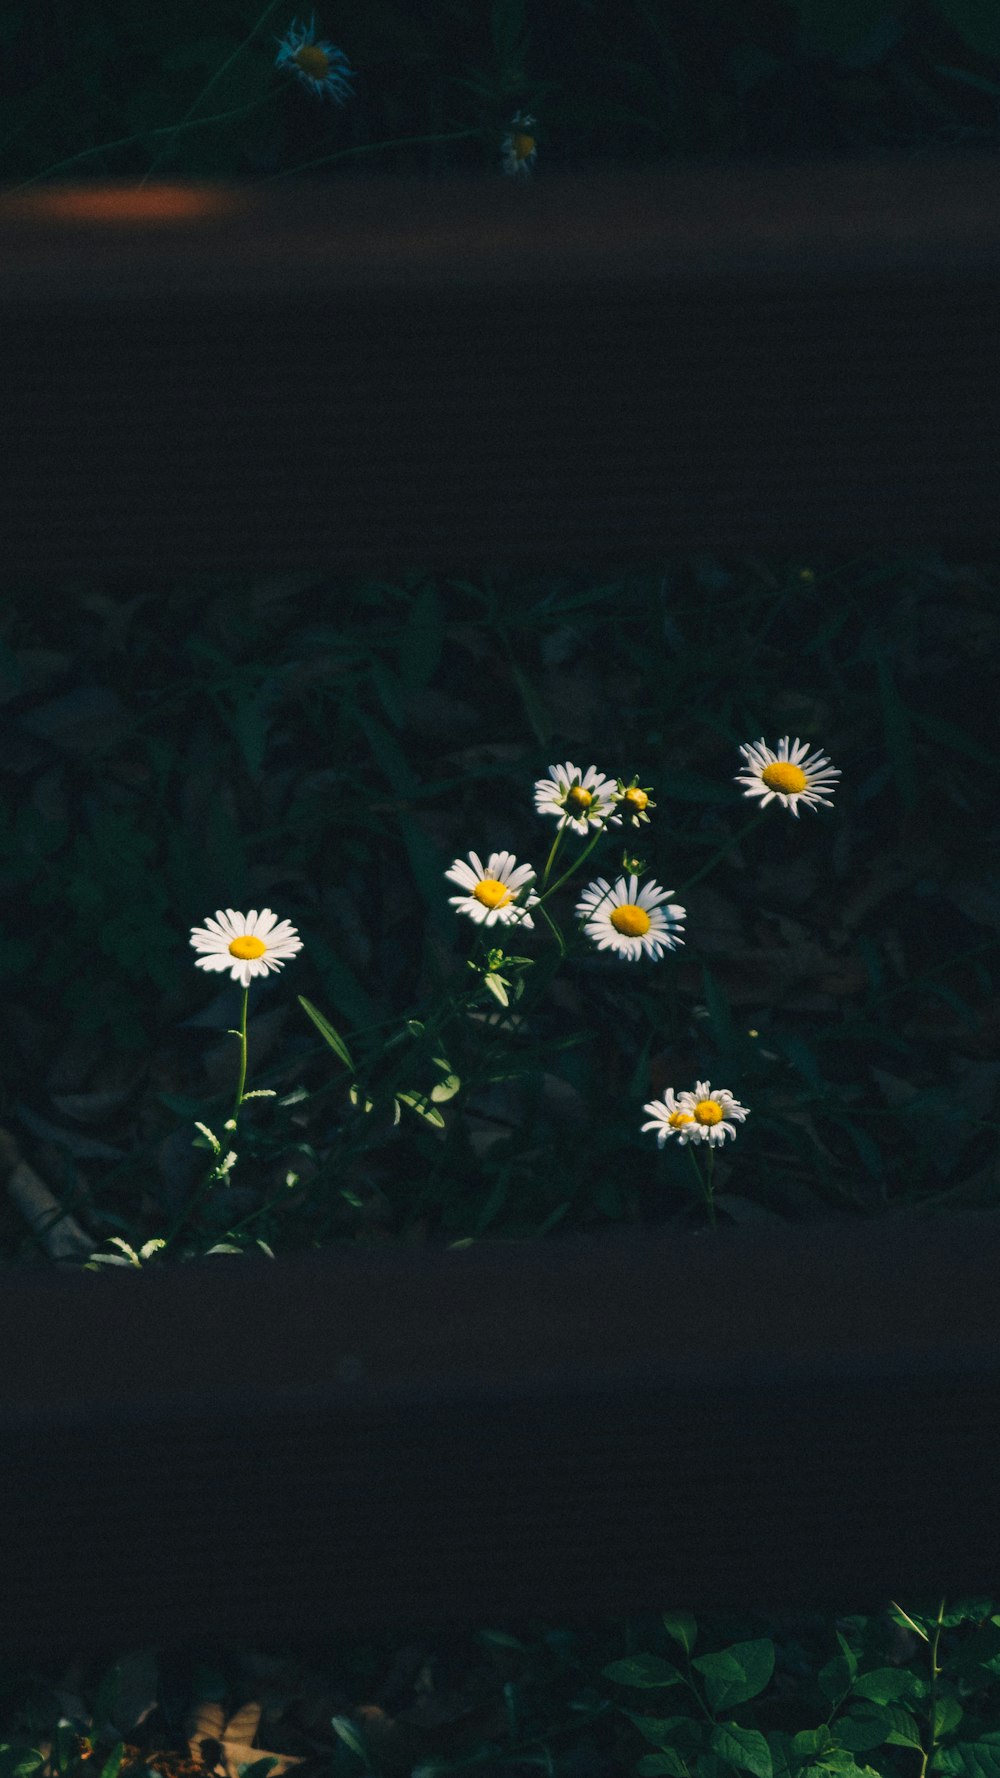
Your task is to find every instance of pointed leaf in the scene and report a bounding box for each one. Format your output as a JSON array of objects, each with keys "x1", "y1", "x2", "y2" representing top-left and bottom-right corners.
[
  {"x1": 297, "y1": 996, "x2": 355, "y2": 1071},
  {"x1": 710, "y1": 1724, "x2": 772, "y2": 1778},
  {"x1": 603, "y1": 1656, "x2": 684, "y2": 1689},
  {"x1": 662, "y1": 1611, "x2": 698, "y2": 1655},
  {"x1": 692, "y1": 1641, "x2": 774, "y2": 1713}
]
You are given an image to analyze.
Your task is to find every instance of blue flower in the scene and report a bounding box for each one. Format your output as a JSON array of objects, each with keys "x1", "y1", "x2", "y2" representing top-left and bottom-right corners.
[{"x1": 274, "y1": 15, "x2": 354, "y2": 103}]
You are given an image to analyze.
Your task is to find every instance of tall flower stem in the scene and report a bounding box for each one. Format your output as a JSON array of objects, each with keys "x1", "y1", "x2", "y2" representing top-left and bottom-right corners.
[
  {"x1": 232, "y1": 984, "x2": 250, "y2": 1124},
  {"x1": 535, "y1": 826, "x2": 605, "y2": 908},
  {"x1": 688, "y1": 1145, "x2": 716, "y2": 1229},
  {"x1": 541, "y1": 826, "x2": 564, "y2": 890},
  {"x1": 919, "y1": 1598, "x2": 947, "y2": 1778}
]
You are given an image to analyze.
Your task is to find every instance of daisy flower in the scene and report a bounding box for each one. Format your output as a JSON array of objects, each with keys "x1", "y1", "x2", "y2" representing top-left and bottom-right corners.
[
  {"x1": 534, "y1": 761, "x2": 617, "y2": 836},
  {"x1": 642, "y1": 1081, "x2": 749, "y2": 1148},
  {"x1": 446, "y1": 850, "x2": 539, "y2": 928},
  {"x1": 274, "y1": 14, "x2": 354, "y2": 103},
  {"x1": 609, "y1": 776, "x2": 656, "y2": 828},
  {"x1": 190, "y1": 908, "x2": 303, "y2": 988},
  {"x1": 735, "y1": 735, "x2": 840, "y2": 817},
  {"x1": 576, "y1": 874, "x2": 685, "y2": 961},
  {"x1": 502, "y1": 112, "x2": 537, "y2": 176}
]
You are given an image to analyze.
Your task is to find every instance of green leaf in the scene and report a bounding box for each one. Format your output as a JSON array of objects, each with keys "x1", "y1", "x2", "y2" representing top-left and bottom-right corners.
[
  {"x1": 98, "y1": 1743, "x2": 125, "y2": 1778},
  {"x1": 637, "y1": 1757, "x2": 688, "y2": 1778},
  {"x1": 881, "y1": 1705, "x2": 924, "y2": 1750},
  {"x1": 484, "y1": 972, "x2": 509, "y2": 1006},
  {"x1": 602, "y1": 1656, "x2": 685, "y2": 1689},
  {"x1": 793, "y1": 1728, "x2": 834, "y2": 1759},
  {"x1": 330, "y1": 1714, "x2": 373, "y2": 1769},
  {"x1": 430, "y1": 1070, "x2": 461, "y2": 1102},
  {"x1": 710, "y1": 1723, "x2": 772, "y2": 1778},
  {"x1": 691, "y1": 1641, "x2": 775, "y2": 1713},
  {"x1": 623, "y1": 1714, "x2": 701, "y2": 1751},
  {"x1": 818, "y1": 1655, "x2": 854, "y2": 1705},
  {"x1": 932, "y1": 1733, "x2": 1000, "y2": 1778},
  {"x1": 836, "y1": 1632, "x2": 859, "y2": 1679},
  {"x1": 851, "y1": 1667, "x2": 925, "y2": 1706},
  {"x1": 947, "y1": 1618, "x2": 1000, "y2": 1679},
  {"x1": 929, "y1": 0, "x2": 1000, "y2": 61},
  {"x1": 933, "y1": 1697, "x2": 964, "y2": 1740},
  {"x1": 297, "y1": 995, "x2": 355, "y2": 1071},
  {"x1": 835, "y1": 1706, "x2": 895, "y2": 1752},
  {"x1": 396, "y1": 1090, "x2": 446, "y2": 1128},
  {"x1": 661, "y1": 1612, "x2": 697, "y2": 1656},
  {"x1": 0, "y1": 1752, "x2": 45, "y2": 1778}
]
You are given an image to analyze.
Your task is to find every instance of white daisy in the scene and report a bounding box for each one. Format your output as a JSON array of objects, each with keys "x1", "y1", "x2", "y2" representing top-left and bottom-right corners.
[
  {"x1": 274, "y1": 14, "x2": 354, "y2": 103},
  {"x1": 608, "y1": 776, "x2": 656, "y2": 828},
  {"x1": 642, "y1": 1081, "x2": 749, "y2": 1148},
  {"x1": 735, "y1": 735, "x2": 840, "y2": 817},
  {"x1": 190, "y1": 908, "x2": 303, "y2": 987},
  {"x1": 534, "y1": 761, "x2": 618, "y2": 836},
  {"x1": 576, "y1": 874, "x2": 685, "y2": 961},
  {"x1": 446, "y1": 850, "x2": 539, "y2": 928},
  {"x1": 501, "y1": 111, "x2": 537, "y2": 176}
]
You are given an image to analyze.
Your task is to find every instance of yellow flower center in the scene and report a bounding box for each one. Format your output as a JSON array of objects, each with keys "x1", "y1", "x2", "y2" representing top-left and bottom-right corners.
[
  {"x1": 761, "y1": 760, "x2": 808, "y2": 794},
  {"x1": 668, "y1": 1111, "x2": 693, "y2": 1128},
  {"x1": 624, "y1": 787, "x2": 649, "y2": 812},
  {"x1": 610, "y1": 904, "x2": 650, "y2": 937},
  {"x1": 294, "y1": 44, "x2": 331, "y2": 78},
  {"x1": 474, "y1": 878, "x2": 511, "y2": 909},
  {"x1": 566, "y1": 785, "x2": 593, "y2": 813},
  {"x1": 513, "y1": 132, "x2": 535, "y2": 161},
  {"x1": 229, "y1": 934, "x2": 267, "y2": 960},
  {"x1": 693, "y1": 1099, "x2": 724, "y2": 1125}
]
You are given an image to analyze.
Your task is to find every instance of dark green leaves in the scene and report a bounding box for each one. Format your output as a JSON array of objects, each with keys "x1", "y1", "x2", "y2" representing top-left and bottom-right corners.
[
  {"x1": 603, "y1": 1656, "x2": 684, "y2": 1690},
  {"x1": 691, "y1": 1641, "x2": 775, "y2": 1713}
]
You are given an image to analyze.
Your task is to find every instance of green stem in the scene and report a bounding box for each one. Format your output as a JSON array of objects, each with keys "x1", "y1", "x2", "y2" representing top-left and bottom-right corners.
[
  {"x1": 233, "y1": 984, "x2": 250, "y2": 1123},
  {"x1": 5, "y1": 91, "x2": 282, "y2": 194},
  {"x1": 673, "y1": 808, "x2": 770, "y2": 899},
  {"x1": 541, "y1": 825, "x2": 564, "y2": 890},
  {"x1": 534, "y1": 825, "x2": 606, "y2": 907},
  {"x1": 918, "y1": 1597, "x2": 946, "y2": 1778},
  {"x1": 139, "y1": 0, "x2": 287, "y2": 185},
  {"x1": 687, "y1": 1144, "x2": 716, "y2": 1229},
  {"x1": 265, "y1": 128, "x2": 482, "y2": 181}
]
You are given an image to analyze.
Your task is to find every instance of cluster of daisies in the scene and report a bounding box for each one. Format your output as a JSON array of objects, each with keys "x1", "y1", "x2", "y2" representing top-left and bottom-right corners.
[
  {"x1": 446, "y1": 761, "x2": 683, "y2": 963},
  {"x1": 444, "y1": 736, "x2": 839, "y2": 1152},
  {"x1": 188, "y1": 735, "x2": 839, "y2": 1165},
  {"x1": 273, "y1": 16, "x2": 538, "y2": 176}
]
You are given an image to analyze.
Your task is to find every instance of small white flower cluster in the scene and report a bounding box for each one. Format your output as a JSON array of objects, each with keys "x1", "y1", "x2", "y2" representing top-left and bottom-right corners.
[{"x1": 642, "y1": 1082, "x2": 750, "y2": 1149}]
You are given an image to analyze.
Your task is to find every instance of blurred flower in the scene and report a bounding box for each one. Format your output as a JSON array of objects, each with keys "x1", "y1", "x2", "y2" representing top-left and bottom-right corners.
[
  {"x1": 576, "y1": 873, "x2": 685, "y2": 960},
  {"x1": 610, "y1": 775, "x2": 656, "y2": 828},
  {"x1": 190, "y1": 908, "x2": 303, "y2": 987},
  {"x1": 642, "y1": 1082, "x2": 749, "y2": 1148},
  {"x1": 274, "y1": 14, "x2": 354, "y2": 102},
  {"x1": 534, "y1": 761, "x2": 617, "y2": 835},
  {"x1": 502, "y1": 111, "x2": 537, "y2": 176},
  {"x1": 735, "y1": 735, "x2": 840, "y2": 817},
  {"x1": 446, "y1": 850, "x2": 539, "y2": 928}
]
